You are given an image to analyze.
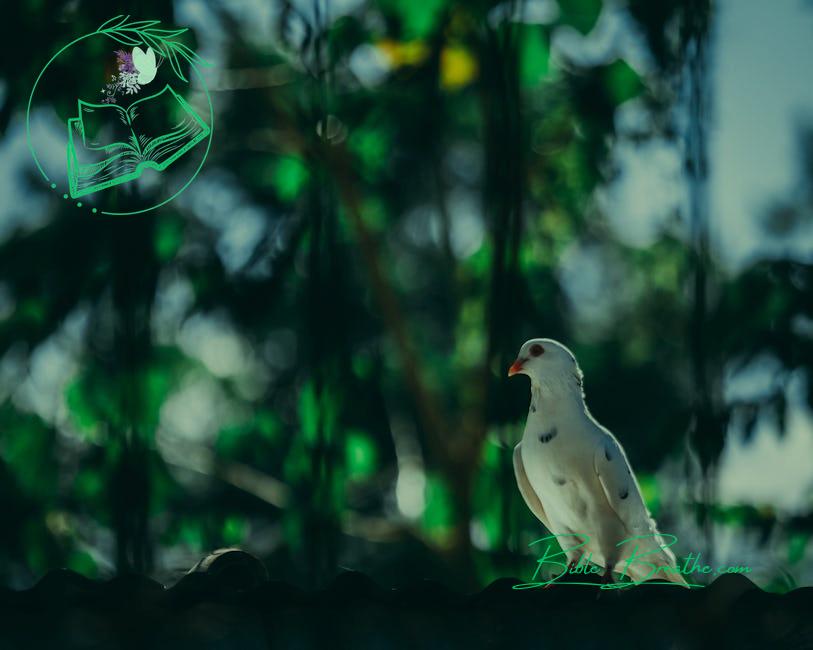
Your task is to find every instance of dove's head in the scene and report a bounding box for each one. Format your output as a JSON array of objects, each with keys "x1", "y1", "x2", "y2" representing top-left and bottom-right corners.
[{"x1": 508, "y1": 338, "x2": 584, "y2": 395}]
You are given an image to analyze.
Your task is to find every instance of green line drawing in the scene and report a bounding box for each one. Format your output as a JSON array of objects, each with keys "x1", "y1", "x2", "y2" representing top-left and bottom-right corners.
[
  {"x1": 67, "y1": 85, "x2": 210, "y2": 198},
  {"x1": 26, "y1": 15, "x2": 214, "y2": 216}
]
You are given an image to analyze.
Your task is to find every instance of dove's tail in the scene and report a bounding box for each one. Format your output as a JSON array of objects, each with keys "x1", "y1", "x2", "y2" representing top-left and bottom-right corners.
[{"x1": 660, "y1": 568, "x2": 690, "y2": 587}]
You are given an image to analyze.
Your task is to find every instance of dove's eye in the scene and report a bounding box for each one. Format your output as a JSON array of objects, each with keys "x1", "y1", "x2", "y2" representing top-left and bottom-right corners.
[{"x1": 530, "y1": 344, "x2": 544, "y2": 357}]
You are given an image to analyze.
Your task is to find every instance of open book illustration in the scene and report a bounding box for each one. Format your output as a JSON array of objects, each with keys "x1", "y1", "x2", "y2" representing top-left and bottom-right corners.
[{"x1": 67, "y1": 84, "x2": 210, "y2": 198}]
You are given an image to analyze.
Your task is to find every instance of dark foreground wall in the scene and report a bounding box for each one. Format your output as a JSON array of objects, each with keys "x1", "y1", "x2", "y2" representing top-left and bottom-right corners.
[{"x1": 1, "y1": 551, "x2": 811, "y2": 649}]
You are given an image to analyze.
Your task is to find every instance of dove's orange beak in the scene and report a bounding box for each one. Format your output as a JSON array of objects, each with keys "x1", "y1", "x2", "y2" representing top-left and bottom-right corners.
[{"x1": 508, "y1": 358, "x2": 525, "y2": 377}]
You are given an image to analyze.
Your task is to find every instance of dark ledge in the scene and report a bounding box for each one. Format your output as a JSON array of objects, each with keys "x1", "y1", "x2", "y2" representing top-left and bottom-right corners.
[{"x1": 0, "y1": 551, "x2": 810, "y2": 649}]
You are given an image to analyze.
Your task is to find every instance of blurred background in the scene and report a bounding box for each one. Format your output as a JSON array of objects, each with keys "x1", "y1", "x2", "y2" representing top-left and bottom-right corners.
[{"x1": 0, "y1": 0, "x2": 812, "y2": 592}]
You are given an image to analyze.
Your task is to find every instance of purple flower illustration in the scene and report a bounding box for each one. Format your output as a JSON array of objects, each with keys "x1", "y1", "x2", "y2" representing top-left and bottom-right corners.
[
  {"x1": 101, "y1": 48, "x2": 143, "y2": 103},
  {"x1": 114, "y1": 49, "x2": 136, "y2": 74}
]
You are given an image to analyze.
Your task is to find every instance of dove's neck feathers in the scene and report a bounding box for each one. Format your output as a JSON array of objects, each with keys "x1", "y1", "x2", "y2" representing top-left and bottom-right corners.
[{"x1": 529, "y1": 371, "x2": 590, "y2": 425}]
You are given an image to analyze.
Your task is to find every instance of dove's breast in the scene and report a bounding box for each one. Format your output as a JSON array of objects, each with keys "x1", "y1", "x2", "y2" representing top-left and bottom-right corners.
[{"x1": 520, "y1": 416, "x2": 623, "y2": 557}]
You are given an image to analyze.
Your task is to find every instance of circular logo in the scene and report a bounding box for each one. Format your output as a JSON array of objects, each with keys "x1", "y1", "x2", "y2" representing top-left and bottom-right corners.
[{"x1": 26, "y1": 15, "x2": 214, "y2": 216}]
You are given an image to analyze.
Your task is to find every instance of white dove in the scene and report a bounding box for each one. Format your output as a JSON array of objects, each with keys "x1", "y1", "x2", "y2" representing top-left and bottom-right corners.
[{"x1": 509, "y1": 338, "x2": 687, "y2": 587}]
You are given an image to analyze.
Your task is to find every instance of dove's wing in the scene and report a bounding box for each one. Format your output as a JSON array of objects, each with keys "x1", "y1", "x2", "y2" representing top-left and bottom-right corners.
[
  {"x1": 593, "y1": 435, "x2": 656, "y2": 535},
  {"x1": 593, "y1": 433, "x2": 687, "y2": 585},
  {"x1": 513, "y1": 443, "x2": 552, "y2": 530}
]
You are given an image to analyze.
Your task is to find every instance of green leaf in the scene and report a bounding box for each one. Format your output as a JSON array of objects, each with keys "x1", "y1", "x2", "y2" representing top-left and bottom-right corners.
[
  {"x1": 465, "y1": 241, "x2": 492, "y2": 277},
  {"x1": 166, "y1": 51, "x2": 181, "y2": 80},
  {"x1": 0, "y1": 411, "x2": 56, "y2": 498},
  {"x1": 105, "y1": 32, "x2": 142, "y2": 47},
  {"x1": 65, "y1": 380, "x2": 96, "y2": 432},
  {"x1": 557, "y1": 0, "x2": 602, "y2": 35},
  {"x1": 154, "y1": 216, "x2": 184, "y2": 261},
  {"x1": 74, "y1": 470, "x2": 104, "y2": 500},
  {"x1": 273, "y1": 155, "x2": 310, "y2": 202},
  {"x1": 98, "y1": 15, "x2": 128, "y2": 31},
  {"x1": 222, "y1": 516, "x2": 246, "y2": 545},
  {"x1": 22, "y1": 520, "x2": 51, "y2": 574},
  {"x1": 422, "y1": 474, "x2": 455, "y2": 538},
  {"x1": 141, "y1": 32, "x2": 166, "y2": 57},
  {"x1": 788, "y1": 532, "x2": 809, "y2": 565},
  {"x1": 378, "y1": 0, "x2": 445, "y2": 39},
  {"x1": 17, "y1": 298, "x2": 46, "y2": 325},
  {"x1": 146, "y1": 28, "x2": 189, "y2": 38},
  {"x1": 348, "y1": 126, "x2": 389, "y2": 178},
  {"x1": 603, "y1": 59, "x2": 644, "y2": 106},
  {"x1": 636, "y1": 473, "x2": 660, "y2": 516},
  {"x1": 352, "y1": 353, "x2": 374, "y2": 380},
  {"x1": 142, "y1": 364, "x2": 175, "y2": 432},
  {"x1": 179, "y1": 520, "x2": 205, "y2": 549},
  {"x1": 167, "y1": 50, "x2": 188, "y2": 82},
  {"x1": 256, "y1": 410, "x2": 281, "y2": 442},
  {"x1": 283, "y1": 437, "x2": 311, "y2": 483},
  {"x1": 298, "y1": 381, "x2": 319, "y2": 444},
  {"x1": 345, "y1": 429, "x2": 377, "y2": 479},
  {"x1": 127, "y1": 20, "x2": 161, "y2": 29},
  {"x1": 519, "y1": 25, "x2": 550, "y2": 88},
  {"x1": 174, "y1": 42, "x2": 207, "y2": 66},
  {"x1": 67, "y1": 550, "x2": 98, "y2": 577},
  {"x1": 216, "y1": 424, "x2": 248, "y2": 456}
]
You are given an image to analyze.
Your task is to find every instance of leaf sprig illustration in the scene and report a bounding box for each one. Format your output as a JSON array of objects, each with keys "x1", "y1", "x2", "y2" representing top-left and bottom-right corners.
[{"x1": 97, "y1": 15, "x2": 209, "y2": 82}]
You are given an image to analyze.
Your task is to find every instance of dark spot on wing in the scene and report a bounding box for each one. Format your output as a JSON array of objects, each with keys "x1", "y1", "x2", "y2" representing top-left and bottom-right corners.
[
  {"x1": 530, "y1": 403, "x2": 536, "y2": 414},
  {"x1": 539, "y1": 428, "x2": 558, "y2": 444},
  {"x1": 554, "y1": 476, "x2": 566, "y2": 486},
  {"x1": 604, "y1": 445, "x2": 612, "y2": 461},
  {"x1": 619, "y1": 487, "x2": 629, "y2": 500}
]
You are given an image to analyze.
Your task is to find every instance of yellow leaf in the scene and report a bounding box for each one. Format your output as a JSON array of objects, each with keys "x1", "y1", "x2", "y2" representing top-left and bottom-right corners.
[
  {"x1": 441, "y1": 45, "x2": 478, "y2": 90},
  {"x1": 376, "y1": 39, "x2": 429, "y2": 67}
]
